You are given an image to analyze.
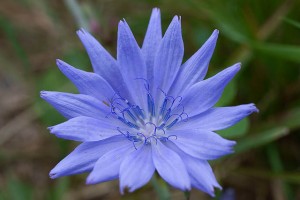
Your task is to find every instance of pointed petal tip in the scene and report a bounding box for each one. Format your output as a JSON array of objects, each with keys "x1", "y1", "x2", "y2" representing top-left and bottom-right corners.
[
  {"x1": 207, "y1": 189, "x2": 216, "y2": 197},
  {"x1": 86, "y1": 175, "x2": 95, "y2": 185},
  {"x1": 40, "y1": 90, "x2": 49, "y2": 98},
  {"x1": 47, "y1": 126, "x2": 54, "y2": 131},
  {"x1": 169, "y1": 15, "x2": 181, "y2": 25},
  {"x1": 152, "y1": 7, "x2": 160, "y2": 14},
  {"x1": 246, "y1": 103, "x2": 259, "y2": 113},
  {"x1": 226, "y1": 62, "x2": 241, "y2": 74},
  {"x1": 229, "y1": 140, "x2": 237, "y2": 146},
  {"x1": 49, "y1": 170, "x2": 59, "y2": 179},
  {"x1": 251, "y1": 104, "x2": 259, "y2": 113},
  {"x1": 234, "y1": 62, "x2": 242, "y2": 69},
  {"x1": 213, "y1": 29, "x2": 219, "y2": 34},
  {"x1": 211, "y1": 29, "x2": 219, "y2": 38},
  {"x1": 76, "y1": 28, "x2": 87, "y2": 35},
  {"x1": 118, "y1": 19, "x2": 129, "y2": 31},
  {"x1": 56, "y1": 59, "x2": 64, "y2": 67}
]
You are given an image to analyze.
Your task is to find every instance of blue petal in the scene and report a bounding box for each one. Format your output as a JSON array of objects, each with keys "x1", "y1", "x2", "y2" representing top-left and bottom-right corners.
[
  {"x1": 49, "y1": 116, "x2": 123, "y2": 142},
  {"x1": 153, "y1": 16, "x2": 183, "y2": 101},
  {"x1": 165, "y1": 142, "x2": 221, "y2": 197},
  {"x1": 56, "y1": 59, "x2": 116, "y2": 101},
  {"x1": 49, "y1": 135, "x2": 126, "y2": 178},
  {"x1": 117, "y1": 20, "x2": 147, "y2": 110},
  {"x1": 152, "y1": 140, "x2": 191, "y2": 191},
  {"x1": 119, "y1": 144, "x2": 155, "y2": 193},
  {"x1": 40, "y1": 91, "x2": 110, "y2": 119},
  {"x1": 169, "y1": 30, "x2": 219, "y2": 96},
  {"x1": 76, "y1": 29, "x2": 128, "y2": 98},
  {"x1": 173, "y1": 103, "x2": 258, "y2": 131},
  {"x1": 142, "y1": 8, "x2": 162, "y2": 85},
  {"x1": 86, "y1": 141, "x2": 134, "y2": 184},
  {"x1": 181, "y1": 63, "x2": 241, "y2": 116},
  {"x1": 168, "y1": 129, "x2": 236, "y2": 160}
]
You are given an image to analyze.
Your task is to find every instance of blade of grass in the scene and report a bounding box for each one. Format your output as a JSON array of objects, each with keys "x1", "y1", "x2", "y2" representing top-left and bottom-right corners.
[
  {"x1": 0, "y1": 16, "x2": 30, "y2": 69},
  {"x1": 283, "y1": 18, "x2": 300, "y2": 29},
  {"x1": 151, "y1": 174, "x2": 171, "y2": 200},
  {"x1": 266, "y1": 144, "x2": 294, "y2": 200},
  {"x1": 235, "y1": 127, "x2": 289, "y2": 154},
  {"x1": 64, "y1": 0, "x2": 90, "y2": 30},
  {"x1": 235, "y1": 168, "x2": 300, "y2": 184},
  {"x1": 253, "y1": 42, "x2": 300, "y2": 64}
]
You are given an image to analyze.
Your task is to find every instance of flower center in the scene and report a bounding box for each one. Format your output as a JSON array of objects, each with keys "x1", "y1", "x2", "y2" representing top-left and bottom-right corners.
[{"x1": 108, "y1": 82, "x2": 188, "y2": 147}]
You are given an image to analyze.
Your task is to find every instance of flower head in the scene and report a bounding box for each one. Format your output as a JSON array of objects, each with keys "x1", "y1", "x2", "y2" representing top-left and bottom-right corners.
[{"x1": 41, "y1": 8, "x2": 258, "y2": 196}]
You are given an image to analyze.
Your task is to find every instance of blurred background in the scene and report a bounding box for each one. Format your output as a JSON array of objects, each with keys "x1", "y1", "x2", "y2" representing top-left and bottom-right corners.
[{"x1": 0, "y1": 0, "x2": 300, "y2": 199}]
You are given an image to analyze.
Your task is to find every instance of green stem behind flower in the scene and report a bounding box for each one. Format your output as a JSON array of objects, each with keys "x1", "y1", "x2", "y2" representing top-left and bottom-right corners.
[{"x1": 151, "y1": 174, "x2": 171, "y2": 200}]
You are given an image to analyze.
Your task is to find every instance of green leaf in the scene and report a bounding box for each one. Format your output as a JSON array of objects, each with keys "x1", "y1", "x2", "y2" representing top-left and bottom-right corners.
[
  {"x1": 236, "y1": 168, "x2": 300, "y2": 184},
  {"x1": 7, "y1": 176, "x2": 33, "y2": 200},
  {"x1": 64, "y1": 0, "x2": 90, "y2": 31},
  {"x1": 283, "y1": 18, "x2": 300, "y2": 29},
  {"x1": 217, "y1": 118, "x2": 249, "y2": 139},
  {"x1": 215, "y1": 80, "x2": 237, "y2": 107},
  {"x1": 151, "y1": 174, "x2": 171, "y2": 200},
  {"x1": 0, "y1": 16, "x2": 30, "y2": 68},
  {"x1": 258, "y1": 108, "x2": 300, "y2": 132},
  {"x1": 235, "y1": 127, "x2": 289, "y2": 154},
  {"x1": 253, "y1": 42, "x2": 300, "y2": 63},
  {"x1": 47, "y1": 178, "x2": 70, "y2": 200}
]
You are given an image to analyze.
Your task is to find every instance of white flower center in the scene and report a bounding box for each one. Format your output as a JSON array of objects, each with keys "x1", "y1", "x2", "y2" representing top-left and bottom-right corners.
[{"x1": 109, "y1": 84, "x2": 188, "y2": 146}]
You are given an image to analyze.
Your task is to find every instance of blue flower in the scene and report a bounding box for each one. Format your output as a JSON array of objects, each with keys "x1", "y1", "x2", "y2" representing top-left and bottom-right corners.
[{"x1": 41, "y1": 8, "x2": 258, "y2": 196}]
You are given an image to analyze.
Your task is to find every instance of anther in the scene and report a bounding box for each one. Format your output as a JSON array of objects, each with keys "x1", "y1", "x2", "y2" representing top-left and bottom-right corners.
[
  {"x1": 126, "y1": 121, "x2": 139, "y2": 129},
  {"x1": 163, "y1": 108, "x2": 171, "y2": 121},
  {"x1": 167, "y1": 135, "x2": 178, "y2": 140},
  {"x1": 125, "y1": 109, "x2": 137, "y2": 122},
  {"x1": 132, "y1": 105, "x2": 145, "y2": 119},
  {"x1": 159, "y1": 98, "x2": 168, "y2": 116},
  {"x1": 147, "y1": 93, "x2": 155, "y2": 116},
  {"x1": 165, "y1": 117, "x2": 179, "y2": 129}
]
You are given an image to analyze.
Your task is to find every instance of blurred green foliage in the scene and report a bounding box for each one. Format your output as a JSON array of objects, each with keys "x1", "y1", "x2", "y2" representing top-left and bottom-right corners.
[{"x1": 0, "y1": 0, "x2": 300, "y2": 199}]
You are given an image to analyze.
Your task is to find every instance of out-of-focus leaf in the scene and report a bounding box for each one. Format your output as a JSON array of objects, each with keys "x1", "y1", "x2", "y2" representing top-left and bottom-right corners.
[
  {"x1": 215, "y1": 80, "x2": 237, "y2": 107},
  {"x1": 259, "y1": 108, "x2": 300, "y2": 132},
  {"x1": 64, "y1": 0, "x2": 90, "y2": 31},
  {"x1": 253, "y1": 42, "x2": 300, "y2": 63},
  {"x1": 47, "y1": 178, "x2": 70, "y2": 200},
  {"x1": 235, "y1": 127, "x2": 289, "y2": 154},
  {"x1": 151, "y1": 175, "x2": 171, "y2": 200},
  {"x1": 7, "y1": 176, "x2": 33, "y2": 200},
  {"x1": 185, "y1": 0, "x2": 251, "y2": 43},
  {"x1": 266, "y1": 144, "x2": 294, "y2": 199},
  {"x1": 218, "y1": 118, "x2": 249, "y2": 139},
  {"x1": 283, "y1": 18, "x2": 300, "y2": 29},
  {"x1": 236, "y1": 168, "x2": 300, "y2": 184},
  {"x1": 0, "y1": 16, "x2": 30, "y2": 68}
]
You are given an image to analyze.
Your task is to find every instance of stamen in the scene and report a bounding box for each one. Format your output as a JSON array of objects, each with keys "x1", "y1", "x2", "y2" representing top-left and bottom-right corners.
[
  {"x1": 158, "y1": 123, "x2": 166, "y2": 129},
  {"x1": 159, "y1": 97, "x2": 168, "y2": 116},
  {"x1": 167, "y1": 135, "x2": 177, "y2": 140},
  {"x1": 145, "y1": 136, "x2": 158, "y2": 145},
  {"x1": 124, "y1": 109, "x2": 137, "y2": 122},
  {"x1": 126, "y1": 121, "x2": 139, "y2": 129},
  {"x1": 135, "y1": 77, "x2": 150, "y2": 91},
  {"x1": 145, "y1": 122, "x2": 157, "y2": 135},
  {"x1": 180, "y1": 112, "x2": 189, "y2": 122},
  {"x1": 147, "y1": 93, "x2": 155, "y2": 116},
  {"x1": 137, "y1": 132, "x2": 147, "y2": 143},
  {"x1": 165, "y1": 117, "x2": 179, "y2": 129},
  {"x1": 117, "y1": 116, "x2": 129, "y2": 125},
  {"x1": 132, "y1": 105, "x2": 145, "y2": 119},
  {"x1": 113, "y1": 82, "x2": 187, "y2": 147},
  {"x1": 163, "y1": 108, "x2": 171, "y2": 121}
]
